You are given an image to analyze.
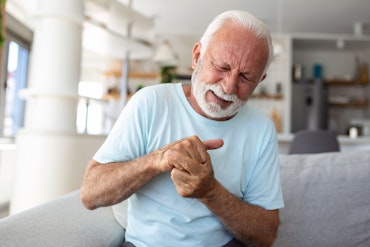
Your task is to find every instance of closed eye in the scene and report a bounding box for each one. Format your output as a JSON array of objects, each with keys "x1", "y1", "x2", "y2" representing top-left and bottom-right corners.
[
  {"x1": 239, "y1": 73, "x2": 252, "y2": 82},
  {"x1": 240, "y1": 73, "x2": 249, "y2": 81},
  {"x1": 213, "y1": 62, "x2": 230, "y2": 72},
  {"x1": 213, "y1": 61, "x2": 258, "y2": 84}
]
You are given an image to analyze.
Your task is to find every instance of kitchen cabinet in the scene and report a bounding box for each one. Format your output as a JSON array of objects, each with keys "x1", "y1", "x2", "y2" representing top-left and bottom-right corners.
[
  {"x1": 249, "y1": 33, "x2": 370, "y2": 135},
  {"x1": 290, "y1": 33, "x2": 370, "y2": 134},
  {"x1": 325, "y1": 79, "x2": 369, "y2": 108}
]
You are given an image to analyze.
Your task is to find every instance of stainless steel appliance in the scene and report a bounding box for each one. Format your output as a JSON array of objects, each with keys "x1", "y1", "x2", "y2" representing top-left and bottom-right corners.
[{"x1": 291, "y1": 81, "x2": 328, "y2": 132}]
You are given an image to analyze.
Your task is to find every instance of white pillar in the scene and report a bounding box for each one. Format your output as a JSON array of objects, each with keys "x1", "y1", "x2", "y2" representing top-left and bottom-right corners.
[
  {"x1": 23, "y1": 0, "x2": 84, "y2": 133},
  {"x1": 10, "y1": 0, "x2": 85, "y2": 214}
]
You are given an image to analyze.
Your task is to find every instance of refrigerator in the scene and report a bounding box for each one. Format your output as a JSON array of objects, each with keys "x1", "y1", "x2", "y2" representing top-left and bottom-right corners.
[{"x1": 291, "y1": 81, "x2": 328, "y2": 133}]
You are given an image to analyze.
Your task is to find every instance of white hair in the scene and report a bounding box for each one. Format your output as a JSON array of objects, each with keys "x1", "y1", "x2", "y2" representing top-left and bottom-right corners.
[{"x1": 199, "y1": 10, "x2": 273, "y2": 73}]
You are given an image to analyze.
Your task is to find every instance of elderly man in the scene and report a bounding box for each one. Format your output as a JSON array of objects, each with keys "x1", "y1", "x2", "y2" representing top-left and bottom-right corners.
[{"x1": 81, "y1": 10, "x2": 284, "y2": 247}]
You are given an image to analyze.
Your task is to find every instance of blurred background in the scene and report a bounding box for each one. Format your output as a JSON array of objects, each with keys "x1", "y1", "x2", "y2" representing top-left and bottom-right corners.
[{"x1": 1, "y1": 0, "x2": 370, "y2": 217}]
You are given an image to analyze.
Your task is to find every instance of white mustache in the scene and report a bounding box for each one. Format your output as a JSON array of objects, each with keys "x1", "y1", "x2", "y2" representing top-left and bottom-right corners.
[{"x1": 208, "y1": 84, "x2": 239, "y2": 102}]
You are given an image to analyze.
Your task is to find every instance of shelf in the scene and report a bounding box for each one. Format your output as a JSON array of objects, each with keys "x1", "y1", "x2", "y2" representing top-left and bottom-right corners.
[
  {"x1": 329, "y1": 100, "x2": 369, "y2": 107},
  {"x1": 251, "y1": 94, "x2": 283, "y2": 100},
  {"x1": 292, "y1": 34, "x2": 370, "y2": 51},
  {"x1": 102, "y1": 93, "x2": 120, "y2": 100},
  {"x1": 324, "y1": 79, "x2": 369, "y2": 86},
  {"x1": 129, "y1": 72, "x2": 159, "y2": 79},
  {"x1": 102, "y1": 71, "x2": 160, "y2": 79}
]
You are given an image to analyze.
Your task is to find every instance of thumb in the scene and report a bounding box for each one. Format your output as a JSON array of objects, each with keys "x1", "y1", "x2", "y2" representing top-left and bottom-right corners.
[{"x1": 203, "y1": 139, "x2": 224, "y2": 150}]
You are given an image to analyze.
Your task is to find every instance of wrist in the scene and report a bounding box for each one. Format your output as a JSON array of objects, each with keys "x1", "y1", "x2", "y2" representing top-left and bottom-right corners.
[
  {"x1": 199, "y1": 179, "x2": 223, "y2": 204},
  {"x1": 132, "y1": 153, "x2": 162, "y2": 177},
  {"x1": 147, "y1": 150, "x2": 171, "y2": 174}
]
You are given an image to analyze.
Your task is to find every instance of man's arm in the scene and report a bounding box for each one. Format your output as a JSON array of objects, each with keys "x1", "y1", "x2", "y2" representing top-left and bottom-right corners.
[
  {"x1": 172, "y1": 170, "x2": 279, "y2": 247},
  {"x1": 200, "y1": 182, "x2": 279, "y2": 246},
  {"x1": 80, "y1": 135, "x2": 223, "y2": 210},
  {"x1": 80, "y1": 138, "x2": 184, "y2": 209},
  {"x1": 80, "y1": 155, "x2": 160, "y2": 210},
  {"x1": 172, "y1": 168, "x2": 279, "y2": 247},
  {"x1": 169, "y1": 137, "x2": 279, "y2": 247}
]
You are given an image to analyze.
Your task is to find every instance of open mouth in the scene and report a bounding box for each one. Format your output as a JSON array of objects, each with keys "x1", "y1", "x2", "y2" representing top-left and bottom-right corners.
[{"x1": 208, "y1": 90, "x2": 233, "y2": 108}]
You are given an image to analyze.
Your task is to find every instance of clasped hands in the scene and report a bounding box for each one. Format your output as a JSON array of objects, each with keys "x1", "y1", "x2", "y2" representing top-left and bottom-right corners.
[{"x1": 156, "y1": 135, "x2": 224, "y2": 199}]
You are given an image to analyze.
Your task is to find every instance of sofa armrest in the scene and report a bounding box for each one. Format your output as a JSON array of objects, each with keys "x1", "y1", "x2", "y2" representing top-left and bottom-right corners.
[{"x1": 0, "y1": 190, "x2": 125, "y2": 247}]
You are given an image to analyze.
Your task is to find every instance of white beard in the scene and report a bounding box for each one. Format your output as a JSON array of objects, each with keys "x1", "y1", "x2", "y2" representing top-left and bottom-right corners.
[{"x1": 191, "y1": 62, "x2": 246, "y2": 119}]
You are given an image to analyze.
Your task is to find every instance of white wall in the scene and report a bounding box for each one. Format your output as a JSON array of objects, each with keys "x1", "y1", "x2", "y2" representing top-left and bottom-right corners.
[{"x1": 3, "y1": 133, "x2": 106, "y2": 214}]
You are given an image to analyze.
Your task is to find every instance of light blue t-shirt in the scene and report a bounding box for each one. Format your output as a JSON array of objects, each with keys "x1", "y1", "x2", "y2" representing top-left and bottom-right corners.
[{"x1": 93, "y1": 83, "x2": 284, "y2": 247}]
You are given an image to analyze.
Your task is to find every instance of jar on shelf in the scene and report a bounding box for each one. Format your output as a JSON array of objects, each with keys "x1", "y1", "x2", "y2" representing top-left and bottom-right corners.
[
  {"x1": 360, "y1": 63, "x2": 368, "y2": 83},
  {"x1": 292, "y1": 64, "x2": 303, "y2": 82}
]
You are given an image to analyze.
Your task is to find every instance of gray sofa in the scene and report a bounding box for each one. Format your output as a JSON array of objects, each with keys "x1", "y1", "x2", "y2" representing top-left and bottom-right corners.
[{"x1": 1, "y1": 149, "x2": 370, "y2": 247}]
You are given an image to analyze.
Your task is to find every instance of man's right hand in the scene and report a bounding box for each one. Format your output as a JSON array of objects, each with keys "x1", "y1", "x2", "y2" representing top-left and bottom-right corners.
[{"x1": 153, "y1": 135, "x2": 223, "y2": 173}]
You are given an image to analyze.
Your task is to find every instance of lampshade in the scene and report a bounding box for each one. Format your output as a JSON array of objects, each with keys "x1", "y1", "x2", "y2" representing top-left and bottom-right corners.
[{"x1": 153, "y1": 41, "x2": 178, "y2": 66}]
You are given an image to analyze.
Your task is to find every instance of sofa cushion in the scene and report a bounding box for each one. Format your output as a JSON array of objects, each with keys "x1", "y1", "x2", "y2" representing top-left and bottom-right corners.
[
  {"x1": 0, "y1": 191, "x2": 125, "y2": 247},
  {"x1": 274, "y1": 150, "x2": 370, "y2": 247}
]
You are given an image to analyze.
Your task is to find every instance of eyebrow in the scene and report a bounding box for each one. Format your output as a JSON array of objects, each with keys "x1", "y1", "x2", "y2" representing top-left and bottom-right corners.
[{"x1": 212, "y1": 57, "x2": 259, "y2": 82}]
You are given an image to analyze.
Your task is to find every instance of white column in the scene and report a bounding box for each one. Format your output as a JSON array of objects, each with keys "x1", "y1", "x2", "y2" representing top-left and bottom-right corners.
[
  {"x1": 23, "y1": 0, "x2": 84, "y2": 133},
  {"x1": 10, "y1": 0, "x2": 85, "y2": 214}
]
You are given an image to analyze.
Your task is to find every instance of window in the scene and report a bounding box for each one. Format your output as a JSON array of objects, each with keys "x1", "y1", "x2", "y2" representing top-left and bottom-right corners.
[
  {"x1": 0, "y1": 34, "x2": 30, "y2": 138},
  {"x1": 77, "y1": 81, "x2": 106, "y2": 135}
]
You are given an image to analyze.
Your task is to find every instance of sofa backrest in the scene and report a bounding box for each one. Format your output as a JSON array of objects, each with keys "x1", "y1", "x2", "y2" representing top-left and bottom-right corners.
[{"x1": 274, "y1": 150, "x2": 370, "y2": 247}]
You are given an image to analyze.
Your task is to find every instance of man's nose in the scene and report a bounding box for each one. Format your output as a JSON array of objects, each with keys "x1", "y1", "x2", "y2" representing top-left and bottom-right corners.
[{"x1": 221, "y1": 72, "x2": 238, "y2": 94}]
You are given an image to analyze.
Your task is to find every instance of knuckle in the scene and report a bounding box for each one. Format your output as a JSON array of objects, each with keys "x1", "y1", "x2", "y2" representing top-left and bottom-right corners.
[
  {"x1": 190, "y1": 135, "x2": 201, "y2": 143},
  {"x1": 182, "y1": 140, "x2": 192, "y2": 149}
]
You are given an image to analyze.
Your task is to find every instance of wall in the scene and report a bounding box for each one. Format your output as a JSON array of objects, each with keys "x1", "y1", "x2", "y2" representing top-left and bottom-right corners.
[
  {"x1": 0, "y1": 134, "x2": 106, "y2": 213},
  {"x1": 0, "y1": 141, "x2": 16, "y2": 205}
]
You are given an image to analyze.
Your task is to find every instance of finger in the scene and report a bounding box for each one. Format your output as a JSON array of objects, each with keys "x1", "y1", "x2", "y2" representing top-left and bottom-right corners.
[
  {"x1": 203, "y1": 139, "x2": 224, "y2": 150},
  {"x1": 171, "y1": 168, "x2": 197, "y2": 197},
  {"x1": 169, "y1": 136, "x2": 205, "y2": 164},
  {"x1": 182, "y1": 136, "x2": 204, "y2": 164},
  {"x1": 170, "y1": 150, "x2": 203, "y2": 174},
  {"x1": 185, "y1": 136, "x2": 221, "y2": 164}
]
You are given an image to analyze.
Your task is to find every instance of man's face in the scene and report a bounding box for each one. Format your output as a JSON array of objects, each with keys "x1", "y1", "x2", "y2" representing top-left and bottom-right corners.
[
  {"x1": 190, "y1": 21, "x2": 269, "y2": 121},
  {"x1": 191, "y1": 60, "x2": 246, "y2": 119}
]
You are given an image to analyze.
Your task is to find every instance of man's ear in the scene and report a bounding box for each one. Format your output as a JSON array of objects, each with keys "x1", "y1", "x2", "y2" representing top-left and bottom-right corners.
[{"x1": 191, "y1": 42, "x2": 201, "y2": 69}]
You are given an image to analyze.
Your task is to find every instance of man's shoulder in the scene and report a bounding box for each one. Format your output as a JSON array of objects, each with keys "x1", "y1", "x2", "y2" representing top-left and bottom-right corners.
[
  {"x1": 129, "y1": 83, "x2": 181, "y2": 104},
  {"x1": 138, "y1": 83, "x2": 180, "y2": 94}
]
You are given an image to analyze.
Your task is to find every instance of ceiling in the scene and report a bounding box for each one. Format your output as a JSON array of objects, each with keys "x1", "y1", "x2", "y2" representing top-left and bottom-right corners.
[
  {"x1": 85, "y1": 0, "x2": 370, "y2": 69},
  {"x1": 5, "y1": 0, "x2": 370, "y2": 70},
  {"x1": 126, "y1": 0, "x2": 370, "y2": 36},
  {"x1": 8, "y1": 0, "x2": 370, "y2": 39}
]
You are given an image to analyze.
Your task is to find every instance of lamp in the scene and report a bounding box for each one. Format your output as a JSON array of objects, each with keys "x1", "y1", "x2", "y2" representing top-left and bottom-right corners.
[
  {"x1": 153, "y1": 40, "x2": 178, "y2": 66},
  {"x1": 153, "y1": 40, "x2": 178, "y2": 83}
]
